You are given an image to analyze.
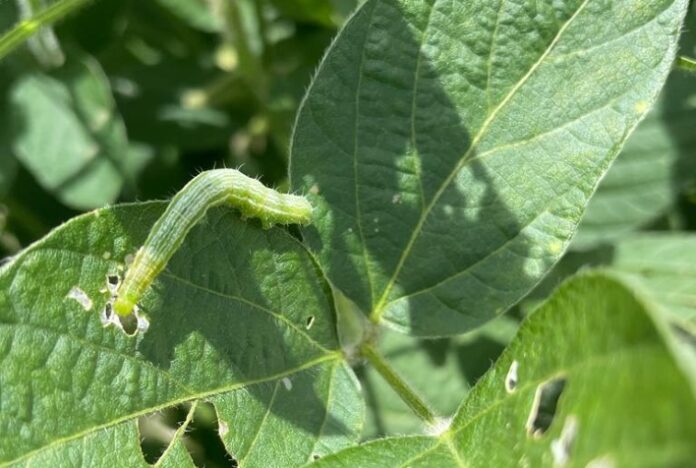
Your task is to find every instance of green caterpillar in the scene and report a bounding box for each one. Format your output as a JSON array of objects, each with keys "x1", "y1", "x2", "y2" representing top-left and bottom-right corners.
[{"x1": 112, "y1": 169, "x2": 313, "y2": 317}]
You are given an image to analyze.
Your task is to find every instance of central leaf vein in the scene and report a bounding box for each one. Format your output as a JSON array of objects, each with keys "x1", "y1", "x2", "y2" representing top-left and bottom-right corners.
[{"x1": 370, "y1": 0, "x2": 593, "y2": 321}]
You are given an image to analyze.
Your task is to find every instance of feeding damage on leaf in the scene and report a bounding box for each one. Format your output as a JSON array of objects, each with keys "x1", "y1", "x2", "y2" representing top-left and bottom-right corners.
[
  {"x1": 505, "y1": 360, "x2": 519, "y2": 393},
  {"x1": 550, "y1": 415, "x2": 579, "y2": 467},
  {"x1": 526, "y1": 376, "x2": 567, "y2": 438},
  {"x1": 100, "y1": 273, "x2": 150, "y2": 336},
  {"x1": 65, "y1": 286, "x2": 92, "y2": 311}
]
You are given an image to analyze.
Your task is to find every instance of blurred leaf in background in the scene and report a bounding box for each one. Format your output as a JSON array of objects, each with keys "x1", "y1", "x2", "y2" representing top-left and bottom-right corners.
[
  {"x1": 9, "y1": 53, "x2": 141, "y2": 209},
  {"x1": 0, "y1": 0, "x2": 358, "y2": 256}
]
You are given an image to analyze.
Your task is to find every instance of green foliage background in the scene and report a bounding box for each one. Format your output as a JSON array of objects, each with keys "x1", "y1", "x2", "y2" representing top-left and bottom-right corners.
[{"x1": 0, "y1": 0, "x2": 694, "y2": 466}]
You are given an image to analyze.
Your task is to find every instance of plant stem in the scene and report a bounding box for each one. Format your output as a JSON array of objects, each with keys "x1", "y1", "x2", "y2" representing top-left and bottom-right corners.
[
  {"x1": 0, "y1": 0, "x2": 93, "y2": 62},
  {"x1": 361, "y1": 344, "x2": 437, "y2": 425},
  {"x1": 223, "y1": 0, "x2": 267, "y2": 101},
  {"x1": 676, "y1": 55, "x2": 696, "y2": 73}
]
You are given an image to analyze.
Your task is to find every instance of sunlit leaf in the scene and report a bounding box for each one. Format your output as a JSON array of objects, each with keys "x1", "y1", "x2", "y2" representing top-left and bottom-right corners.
[
  {"x1": 314, "y1": 273, "x2": 696, "y2": 467},
  {"x1": 0, "y1": 203, "x2": 362, "y2": 466},
  {"x1": 290, "y1": 0, "x2": 689, "y2": 336}
]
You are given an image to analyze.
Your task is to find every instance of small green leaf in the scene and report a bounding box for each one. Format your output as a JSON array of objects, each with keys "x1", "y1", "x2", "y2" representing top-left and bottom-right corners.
[
  {"x1": 9, "y1": 54, "x2": 138, "y2": 210},
  {"x1": 290, "y1": 0, "x2": 689, "y2": 336},
  {"x1": 0, "y1": 203, "x2": 362, "y2": 466},
  {"x1": 313, "y1": 273, "x2": 696, "y2": 467}
]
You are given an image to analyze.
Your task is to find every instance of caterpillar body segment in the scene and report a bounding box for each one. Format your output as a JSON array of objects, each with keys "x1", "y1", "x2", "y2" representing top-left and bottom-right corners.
[{"x1": 112, "y1": 169, "x2": 313, "y2": 317}]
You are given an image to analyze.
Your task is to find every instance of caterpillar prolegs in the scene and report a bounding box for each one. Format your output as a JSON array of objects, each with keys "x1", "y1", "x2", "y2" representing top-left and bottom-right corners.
[{"x1": 112, "y1": 169, "x2": 313, "y2": 317}]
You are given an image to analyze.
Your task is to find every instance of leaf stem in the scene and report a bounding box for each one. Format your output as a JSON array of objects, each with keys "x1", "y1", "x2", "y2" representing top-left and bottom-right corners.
[
  {"x1": 0, "y1": 0, "x2": 93, "y2": 62},
  {"x1": 676, "y1": 55, "x2": 696, "y2": 73},
  {"x1": 222, "y1": 0, "x2": 267, "y2": 100},
  {"x1": 361, "y1": 344, "x2": 437, "y2": 425}
]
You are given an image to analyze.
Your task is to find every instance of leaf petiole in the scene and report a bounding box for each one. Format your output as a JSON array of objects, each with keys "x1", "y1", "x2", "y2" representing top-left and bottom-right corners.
[
  {"x1": 0, "y1": 0, "x2": 93, "y2": 63},
  {"x1": 361, "y1": 344, "x2": 437, "y2": 426}
]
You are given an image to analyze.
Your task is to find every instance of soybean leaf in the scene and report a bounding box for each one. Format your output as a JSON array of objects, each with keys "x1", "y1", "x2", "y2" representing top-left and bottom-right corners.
[
  {"x1": 290, "y1": 0, "x2": 689, "y2": 336},
  {"x1": 360, "y1": 316, "x2": 516, "y2": 439},
  {"x1": 573, "y1": 11, "x2": 696, "y2": 249},
  {"x1": 603, "y1": 234, "x2": 696, "y2": 331},
  {"x1": 8, "y1": 54, "x2": 142, "y2": 210},
  {"x1": 0, "y1": 203, "x2": 363, "y2": 466},
  {"x1": 313, "y1": 273, "x2": 696, "y2": 467},
  {"x1": 523, "y1": 233, "x2": 696, "y2": 334}
]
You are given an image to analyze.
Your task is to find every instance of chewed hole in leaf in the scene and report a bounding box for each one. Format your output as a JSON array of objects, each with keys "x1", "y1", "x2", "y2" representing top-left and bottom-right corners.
[
  {"x1": 118, "y1": 312, "x2": 139, "y2": 335},
  {"x1": 550, "y1": 415, "x2": 578, "y2": 467},
  {"x1": 100, "y1": 300, "x2": 149, "y2": 336},
  {"x1": 305, "y1": 315, "x2": 315, "y2": 329},
  {"x1": 188, "y1": 402, "x2": 237, "y2": 467},
  {"x1": 106, "y1": 273, "x2": 120, "y2": 294},
  {"x1": 99, "y1": 302, "x2": 118, "y2": 327},
  {"x1": 138, "y1": 404, "x2": 188, "y2": 464},
  {"x1": 282, "y1": 377, "x2": 293, "y2": 391},
  {"x1": 66, "y1": 286, "x2": 93, "y2": 311},
  {"x1": 505, "y1": 360, "x2": 519, "y2": 393},
  {"x1": 526, "y1": 376, "x2": 567, "y2": 438},
  {"x1": 138, "y1": 402, "x2": 236, "y2": 466}
]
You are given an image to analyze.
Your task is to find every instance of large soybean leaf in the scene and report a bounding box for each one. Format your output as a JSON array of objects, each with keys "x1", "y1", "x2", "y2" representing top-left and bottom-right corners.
[
  {"x1": 0, "y1": 203, "x2": 363, "y2": 466},
  {"x1": 313, "y1": 273, "x2": 696, "y2": 467},
  {"x1": 9, "y1": 54, "x2": 142, "y2": 210},
  {"x1": 573, "y1": 11, "x2": 696, "y2": 249},
  {"x1": 290, "y1": 0, "x2": 689, "y2": 336},
  {"x1": 360, "y1": 316, "x2": 516, "y2": 439}
]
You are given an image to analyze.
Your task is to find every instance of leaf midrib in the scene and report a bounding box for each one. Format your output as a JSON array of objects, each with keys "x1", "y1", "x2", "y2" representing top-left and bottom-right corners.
[{"x1": 370, "y1": 0, "x2": 594, "y2": 321}]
